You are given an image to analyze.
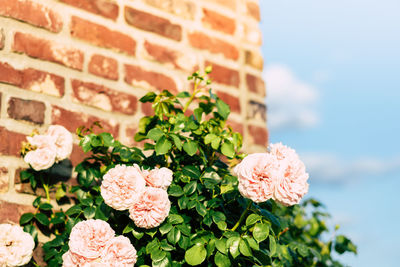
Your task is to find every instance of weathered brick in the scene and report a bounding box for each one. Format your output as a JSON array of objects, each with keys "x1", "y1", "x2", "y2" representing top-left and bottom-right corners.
[
  {"x1": 204, "y1": 0, "x2": 236, "y2": 10},
  {"x1": 13, "y1": 32, "x2": 84, "y2": 70},
  {"x1": 0, "y1": 28, "x2": 4, "y2": 50},
  {"x1": 21, "y1": 68, "x2": 65, "y2": 97},
  {"x1": 143, "y1": 41, "x2": 197, "y2": 71},
  {"x1": 248, "y1": 125, "x2": 268, "y2": 146},
  {"x1": 8, "y1": 97, "x2": 45, "y2": 124},
  {"x1": 202, "y1": 9, "x2": 235, "y2": 35},
  {"x1": 125, "y1": 64, "x2": 177, "y2": 93},
  {"x1": 60, "y1": 0, "x2": 118, "y2": 20},
  {"x1": 89, "y1": 54, "x2": 118, "y2": 80},
  {"x1": 245, "y1": 50, "x2": 263, "y2": 70},
  {"x1": 144, "y1": 0, "x2": 196, "y2": 20},
  {"x1": 141, "y1": 102, "x2": 154, "y2": 116},
  {"x1": 227, "y1": 119, "x2": 244, "y2": 135},
  {"x1": 0, "y1": 62, "x2": 22, "y2": 86},
  {"x1": 0, "y1": 0, "x2": 63, "y2": 32},
  {"x1": 248, "y1": 100, "x2": 266, "y2": 122},
  {"x1": 0, "y1": 167, "x2": 9, "y2": 193},
  {"x1": 206, "y1": 61, "x2": 239, "y2": 87},
  {"x1": 0, "y1": 127, "x2": 26, "y2": 156},
  {"x1": 51, "y1": 106, "x2": 120, "y2": 137},
  {"x1": 188, "y1": 32, "x2": 239, "y2": 60},
  {"x1": 246, "y1": 1, "x2": 260, "y2": 21},
  {"x1": 246, "y1": 74, "x2": 265, "y2": 96},
  {"x1": 70, "y1": 144, "x2": 87, "y2": 166},
  {"x1": 0, "y1": 200, "x2": 35, "y2": 224},
  {"x1": 70, "y1": 17, "x2": 136, "y2": 55},
  {"x1": 71, "y1": 79, "x2": 137, "y2": 115},
  {"x1": 216, "y1": 91, "x2": 241, "y2": 114},
  {"x1": 243, "y1": 24, "x2": 262, "y2": 45},
  {"x1": 125, "y1": 7, "x2": 182, "y2": 41}
]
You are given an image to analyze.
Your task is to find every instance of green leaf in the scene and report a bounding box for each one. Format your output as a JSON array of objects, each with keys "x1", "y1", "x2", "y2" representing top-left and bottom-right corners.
[
  {"x1": 66, "y1": 205, "x2": 82, "y2": 216},
  {"x1": 239, "y1": 238, "x2": 252, "y2": 257},
  {"x1": 80, "y1": 135, "x2": 92, "y2": 152},
  {"x1": 167, "y1": 227, "x2": 181, "y2": 245},
  {"x1": 260, "y1": 209, "x2": 281, "y2": 229},
  {"x1": 123, "y1": 223, "x2": 134, "y2": 234},
  {"x1": 170, "y1": 134, "x2": 182, "y2": 150},
  {"x1": 159, "y1": 222, "x2": 173, "y2": 235},
  {"x1": 168, "y1": 214, "x2": 184, "y2": 225},
  {"x1": 99, "y1": 132, "x2": 114, "y2": 146},
  {"x1": 147, "y1": 128, "x2": 164, "y2": 141},
  {"x1": 20, "y1": 213, "x2": 34, "y2": 225},
  {"x1": 160, "y1": 240, "x2": 174, "y2": 251},
  {"x1": 177, "y1": 91, "x2": 190, "y2": 98},
  {"x1": 182, "y1": 166, "x2": 200, "y2": 178},
  {"x1": 83, "y1": 206, "x2": 96, "y2": 219},
  {"x1": 216, "y1": 99, "x2": 230, "y2": 120},
  {"x1": 35, "y1": 213, "x2": 50, "y2": 226},
  {"x1": 215, "y1": 238, "x2": 227, "y2": 255},
  {"x1": 216, "y1": 221, "x2": 227, "y2": 231},
  {"x1": 221, "y1": 142, "x2": 235, "y2": 158},
  {"x1": 228, "y1": 236, "x2": 240, "y2": 258},
  {"x1": 204, "y1": 134, "x2": 217, "y2": 145},
  {"x1": 168, "y1": 185, "x2": 184, "y2": 197},
  {"x1": 183, "y1": 140, "x2": 198, "y2": 156},
  {"x1": 39, "y1": 203, "x2": 53, "y2": 211},
  {"x1": 155, "y1": 136, "x2": 172, "y2": 155},
  {"x1": 214, "y1": 252, "x2": 230, "y2": 267},
  {"x1": 183, "y1": 181, "x2": 197, "y2": 195},
  {"x1": 253, "y1": 223, "x2": 269, "y2": 242},
  {"x1": 140, "y1": 92, "x2": 157, "y2": 103},
  {"x1": 185, "y1": 244, "x2": 207, "y2": 266},
  {"x1": 212, "y1": 211, "x2": 226, "y2": 224},
  {"x1": 151, "y1": 249, "x2": 167, "y2": 262},
  {"x1": 194, "y1": 108, "x2": 203, "y2": 121},
  {"x1": 269, "y1": 237, "x2": 276, "y2": 257},
  {"x1": 246, "y1": 214, "x2": 261, "y2": 227},
  {"x1": 20, "y1": 170, "x2": 33, "y2": 182},
  {"x1": 55, "y1": 186, "x2": 66, "y2": 201},
  {"x1": 195, "y1": 202, "x2": 207, "y2": 216},
  {"x1": 244, "y1": 236, "x2": 259, "y2": 251}
]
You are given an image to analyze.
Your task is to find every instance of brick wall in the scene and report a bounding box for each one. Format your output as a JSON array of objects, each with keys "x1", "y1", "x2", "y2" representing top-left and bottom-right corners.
[{"x1": 0, "y1": 0, "x2": 267, "y2": 225}]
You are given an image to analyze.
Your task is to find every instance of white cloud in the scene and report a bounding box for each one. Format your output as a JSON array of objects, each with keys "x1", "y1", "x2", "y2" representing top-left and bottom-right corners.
[
  {"x1": 302, "y1": 153, "x2": 400, "y2": 183},
  {"x1": 264, "y1": 64, "x2": 319, "y2": 131}
]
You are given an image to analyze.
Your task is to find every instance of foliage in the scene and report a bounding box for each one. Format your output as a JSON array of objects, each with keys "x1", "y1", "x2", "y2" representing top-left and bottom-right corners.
[{"x1": 19, "y1": 69, "x2": 356, "y2": 266}]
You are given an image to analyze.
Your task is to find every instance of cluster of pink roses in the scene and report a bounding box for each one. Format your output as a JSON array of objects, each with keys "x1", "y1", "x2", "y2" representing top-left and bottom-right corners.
[
  {"x1": 24, "y1": 125, "x2": 73, "y2": 171},
  {"x1": 234, "y1": 143, "x2": 309, "y2": 206},
  {"x1": 0, "y1": 224, "x2": 35, "y2": 266},
  {"x1": 101, "y1": 165, "x2": 172, "y2": 229},
  {"x1": 63, "y1": 219, "x2": 137, "y2": 266}
]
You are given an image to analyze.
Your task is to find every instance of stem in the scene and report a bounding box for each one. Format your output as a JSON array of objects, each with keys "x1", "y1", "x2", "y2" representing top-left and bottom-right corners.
[
  {"x1": 40, "y1": 175, "x2": 51, "y2": 203},
  {"x1": 183, "y1": 79, "x2": 199, "y2": 112},
  {"x1": 231, "y1": 200, "x2": 252, "y2": 231}
]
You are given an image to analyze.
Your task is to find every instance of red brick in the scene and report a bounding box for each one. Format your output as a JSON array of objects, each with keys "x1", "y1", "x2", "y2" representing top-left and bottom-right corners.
[
  {"x1": 0, "y1": 0, "x2": 62, "y2": 32},
  {"x1": 204, "y1": 0, "x2": 236, "y2": 10},
  {"x1": 227, "y1": 120, "x2": 244, "y2": 135},
  {"x1": 60, "y1": 0, "x2": 118, "y2": 20},
  {"x1": 245, "y1": 50, "x2": 263, "y2": 70},
  {"x1": 0, "y1": 127, "x2": 26, "y2": 156},
  {"x1": 71, "y1": 17, "x2": 136, "y2": 55},
  {"x1": 206, "y1": 61, "x2": 239, "y2": 87},
  {"x1": 0, "y1": 62, "x2": 22, "y2": 86},
  {"x1": 125, "y1": 7, "x2": 182, "y2": 41},
  {"x1": 144, "y1": 0, "x2": 196, "y2": 20},
  {"x1": 124, "y1": 64, "x2": 177, "y2": 93},
  {"x1": 216, "y1": 91, "x2": 241, "y2": 114},
  {"x1": 188, "y1": 32, "x2": 239, "y2": 60},
  {"x1": 144, "y1": 41, "x2": 197, "y2": 71},
  {"x1": 70, "y1": 144, "x2": 87, "y2": 166},
  {"x1": 202, "y1": 9, "x2": 235, "y2": 35},
  {"x1": 246, "y1": 1, "x2": 260, "y2": 21},
  {"x1": 13, "y1": 32, "x2": 84, "y2": 70},
  {"x1": 0, "y1": 28, "x2": 4, "y2": 49},
  {"x1": 248, "y1": 125, "x2": 268, "y2": 146},
  {"x1": 51, "y1": 106, "x2": 120, "y2": 138},
  {"x1": 141, "y1": 102, "x2": 154, "y2": 116},
  {"x1": 246, "y1": 74, "x2": 265, "y2": 96},
  {"x1": 0, "y1": 200, "x2": 35, "y2": 224},
  {"x1": 88, "y1": 54, "x2": 118, "y2": 80},
  {"x1": 71, "y1": 79, "x2": 137, "y2": 115},
  {"x1": 248, "y1": 100, "x2": 266, "y2": 122},
  {"x1": 21, "y1": 68, "x2": 65, "y2": 97},
  {"x1": 0, "y1": 167, "x2": 9, "y2": 193},
  {"x1": 8, "y1": 97, "x2": 45, "y2": 124}
]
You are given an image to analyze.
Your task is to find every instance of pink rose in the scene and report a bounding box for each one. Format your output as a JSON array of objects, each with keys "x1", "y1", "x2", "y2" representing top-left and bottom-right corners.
[
  {"x1": 129, "y1": 187, "x2": 171, "y2": 229},
  {"x1": 0, "y1": 224, "x2": 35, "y2": 267},
  {"x1": 24, "y1": 146, "x2": 57, "y2": 171},
  {"x1": 27, "y1": 134, "x2": 55, "y2": 149},
  {"x1": 234, "y1": 153, "x2": 281, "y2": 203},
  {"x1": 101, "y1": 236, "x2": 137, "y2": 266},
  {"x1": 101, "y1": 165, "x2": 146, "y2": 211},
  {"x1": 145, "y1": 167, "x2": 173, "y2": 190},
  {"x1": 68, "y1": 220, "x2": 115, "y2": 260},
  {"x1": 269, "y1": 143, "x2": 309, "y2": 206},
  {"x1": 46, "y1": 125, "x2": 73, "y2": 161}
]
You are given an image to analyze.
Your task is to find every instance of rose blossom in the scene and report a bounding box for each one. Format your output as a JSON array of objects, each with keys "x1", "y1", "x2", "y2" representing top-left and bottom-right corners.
[
  {"x1": 0, "y1": 224, "x2": 35, "y2": 267},
  {"x1": 101, "y1": 165, "x2": 146, "y2": 211},
  {"x1": 46, "y1": 125, "x2": 73, "y2": 161},
  {"x1": 24, "y1": 145, "x2": 57, "y2": 171},
  {"x1": 27, "y1": 134, "x2": 55, "y2": 149},
  {"x1": 129, "y1": 187, "x2": 171, "y2": 229},
  {"x1": 144, "y1": 167, "x2": 173, "y2": 190},
  {"x1": 100, "y1": 236, "x2": 137, "y2": 266},
  {"x1": 68, "y1": 219, "x2": 115, "y2": 260},
  {"x1": 234, "y1": 153, "x2": 281, "y2": 203},
  {"x1": 269, "y1": 143, "x2": 309, "y2": 206}
]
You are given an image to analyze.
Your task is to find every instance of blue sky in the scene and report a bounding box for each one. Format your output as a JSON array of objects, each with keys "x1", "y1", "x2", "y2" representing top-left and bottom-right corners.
[{"x1": 260, "y1": 0, "x2": 400, "y2": 266}]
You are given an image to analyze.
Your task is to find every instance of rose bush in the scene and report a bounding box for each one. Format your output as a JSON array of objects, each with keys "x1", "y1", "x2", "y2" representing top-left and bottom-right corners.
[{"x1": 17, "y1": 69, "x2": 356, "y2": 266}]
